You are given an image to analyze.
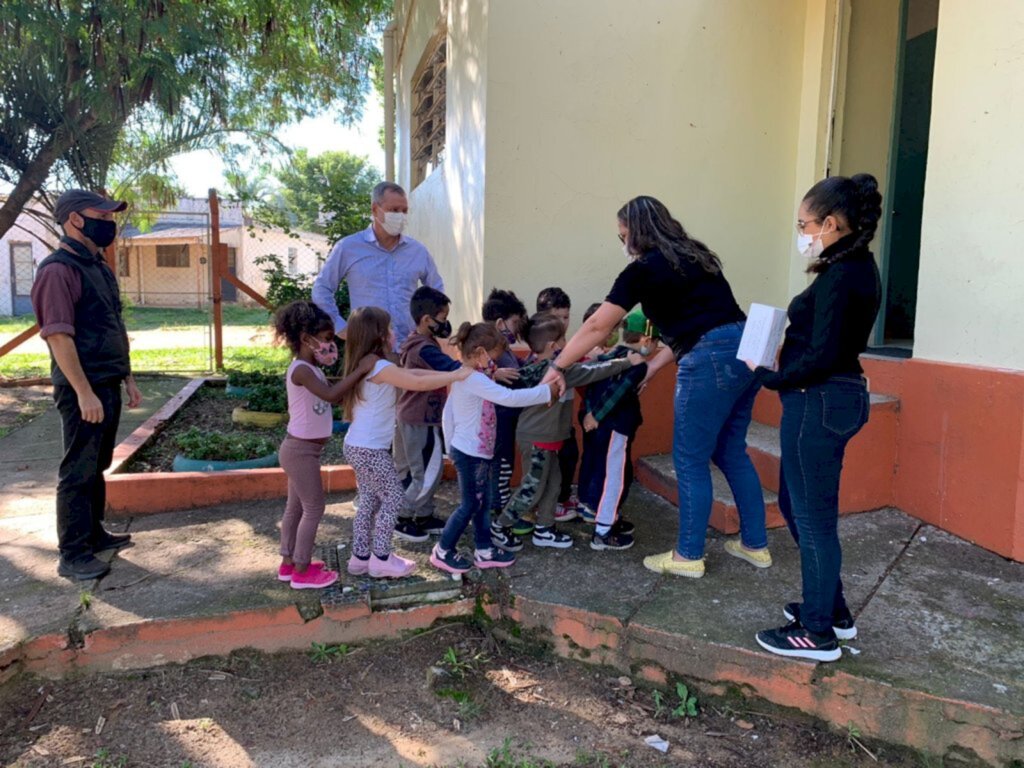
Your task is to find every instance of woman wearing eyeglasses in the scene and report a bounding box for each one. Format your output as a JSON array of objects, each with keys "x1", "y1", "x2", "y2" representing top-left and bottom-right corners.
[
  {"x1": 541, "y1": 195, "x2": 769, "y2": 579},
  {"x1": 751, "y1": 174, "x2": 882, "y2": 662}
]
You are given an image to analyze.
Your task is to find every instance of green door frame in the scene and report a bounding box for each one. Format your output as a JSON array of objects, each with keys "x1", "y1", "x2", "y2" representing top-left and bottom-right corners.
[{"x1": 873, "y1": 0, "x2": 911, "y2": 348}]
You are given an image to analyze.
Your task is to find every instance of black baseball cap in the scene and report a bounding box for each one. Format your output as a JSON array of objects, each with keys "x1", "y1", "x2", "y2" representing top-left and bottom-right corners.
[{"x1": 54, "y1": 190, "x2": 127, "y2": 224}]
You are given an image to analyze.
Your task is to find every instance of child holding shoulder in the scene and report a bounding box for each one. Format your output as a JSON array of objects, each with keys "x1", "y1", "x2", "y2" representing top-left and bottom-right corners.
[
  {"x1": 537, "y1": 287, "x2": 581, "y2": 522},
  {"x1": 394, "y1": 286, "x2": 463, "y2": 543},
  {"x1": 491, "y1": 312, "x2": 646, "y2": 551},
  {"x1": 340, "y1": 307, "x2": 472, "y2": 579},
  {"x1": 481, "y1": 288, "x2": 529, "y2": 515},
  {"x1": 273, "y1": 301, "x2": 377, "y2": 590},
  {"x1": 577, "y1": 308, "x2": 656, "y2": 551},
  {"x1": 432, "y1": 323, "x2": 557, "y2": 574}
]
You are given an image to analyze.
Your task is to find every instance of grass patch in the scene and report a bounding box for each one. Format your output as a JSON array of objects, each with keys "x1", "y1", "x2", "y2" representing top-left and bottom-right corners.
[
  {"x1": 125, "y1": 305, "x2": 270, "y2": 331},
  {"x1": 0, "y1": 316, "x2": 36, "y2": 335},
  {"x1": 0, "y1": 345, "x2": 289, "y2": 379},
  {"x1": 0, "y1": 306, "x2": 270, "y2": 337}
]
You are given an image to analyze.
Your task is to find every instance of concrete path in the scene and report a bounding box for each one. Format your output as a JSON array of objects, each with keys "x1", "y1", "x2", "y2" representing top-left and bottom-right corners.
[
  {"x1": 0, "y1": 377, "x2": 187, "y2": 650},
  {"x1": 1, "y1": 394, "x2": 1022, "y2": 761}
]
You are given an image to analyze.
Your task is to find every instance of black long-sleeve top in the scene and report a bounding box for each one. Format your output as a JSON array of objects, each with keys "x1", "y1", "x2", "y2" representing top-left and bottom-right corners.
[{"x1": 759, "y1": 235, "x2": 881, "y2": 391}]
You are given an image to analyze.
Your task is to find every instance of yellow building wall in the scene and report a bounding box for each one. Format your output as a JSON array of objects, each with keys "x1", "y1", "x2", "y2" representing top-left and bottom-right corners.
[
  {"x1": 914, "y1": 0, "x2": 1024, "y2": 369},
  {"x1": 481, "y1": 0, "x2": 808, "y2": 327},
  {"x1": 395, "y1": 0, "x2": 489, "y2": 327}
]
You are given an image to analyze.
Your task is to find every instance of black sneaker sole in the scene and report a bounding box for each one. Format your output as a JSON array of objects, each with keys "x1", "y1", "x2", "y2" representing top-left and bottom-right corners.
[
  {"x1": 490, "y1": 538, "x2": 524, "y2": 553},
  {"x1": 782, "y1": 605, "x2": 857, "y2": 640},
  {"x1": 57, "y1": 562, "x2": 110, "y2": 580},
  {"x1": 394, "y1": 529, "x2": 430, "y2": 543},
  {"x1": 531, "y1": 536, "x2": 573, "y2": 549},
  {"x1": 755, "y1": 633, "x2": 841, "y2": 662},
  {"x1": 590, "y1": 537, "x2": 634, "y2": 551}
]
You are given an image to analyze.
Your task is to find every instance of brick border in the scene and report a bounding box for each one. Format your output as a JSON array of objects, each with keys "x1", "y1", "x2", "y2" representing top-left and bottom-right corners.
[{"x1": 103, "y1": 377, "x2": 449, "y2": 516}]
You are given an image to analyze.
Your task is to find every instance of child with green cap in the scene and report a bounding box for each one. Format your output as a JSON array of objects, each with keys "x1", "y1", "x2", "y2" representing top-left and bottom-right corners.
[{"x1": 576, "y1": 308, "x2": 658, "y2": 550}]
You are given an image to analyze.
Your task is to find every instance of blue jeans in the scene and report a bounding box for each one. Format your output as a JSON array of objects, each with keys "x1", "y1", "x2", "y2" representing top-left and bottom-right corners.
[
  {"x1": 440, "y1": 448, "x2": 496, "y2": 552},
  {"x1": 778, "y1": 376, "x2": 869, "y2": 635},
  {"x1": 674, "y1": 322, "x2": 767, "y2": 559}
]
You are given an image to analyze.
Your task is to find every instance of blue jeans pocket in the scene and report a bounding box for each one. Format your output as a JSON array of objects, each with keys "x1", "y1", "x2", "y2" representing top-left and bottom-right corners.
[
  {"x1": 710, "y1": 348, "x2": 751, "y2": 392},
  {"x1": 820, "y1": 388, "x2": 868, "y2": 437}
]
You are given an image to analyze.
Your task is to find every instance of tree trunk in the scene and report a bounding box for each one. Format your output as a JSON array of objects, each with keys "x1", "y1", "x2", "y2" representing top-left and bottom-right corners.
[{"x1": 0, "y1": 118, "x2": 94, "y2": 241}]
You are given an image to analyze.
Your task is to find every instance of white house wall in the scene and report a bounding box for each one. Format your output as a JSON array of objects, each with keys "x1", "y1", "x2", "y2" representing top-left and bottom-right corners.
[
  {"x1": 0, "y1": 205, "x2": 59, "y2": 316},
  {"x1": 396, "y1": 0, "x2": 489, "y2": 327}
]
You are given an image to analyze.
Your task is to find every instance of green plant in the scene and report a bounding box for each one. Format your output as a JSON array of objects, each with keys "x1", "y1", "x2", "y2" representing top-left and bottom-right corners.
[
  {"x1": 227, "y1": 370, "x2": 282, "y2": 389},
  {"x1": 573, "y1": 750, "x2": 612, "y2": 768},
  {"x1": 309, "y1": 642, "x2": 351, "y2": 662},
  {"x1": 652, "y1": 689, "x2": 666, "y2": 718},
  {"x1": 435, "y1": 688, "x2": 482, "y2": 721},
  {"x1": 79, "y1": 591, "x2": 92, "y2": 610},
  {"x1": 440, "y1": 646, "x2": 489, "y2": 680},
  {"x1": 174, "y1": 427, "x2": 277, "y2": 462},
  {"x1": 485, "y1": 738, "x2": 554, "y2": 768},
  {"x1": 671, "y1": 682, "x2": 699, "y2": 718},
  {"x1": 245, "y1": 383, "x2": 288, "y2": 413},
  {"x1": 90, "y1": 749, "x2": 128, "y2": 768}
]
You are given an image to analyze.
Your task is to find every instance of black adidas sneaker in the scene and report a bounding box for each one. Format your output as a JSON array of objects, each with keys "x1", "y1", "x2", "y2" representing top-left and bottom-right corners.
[
  {"x1": 783, "y1": 602, "x2": 857, "y2": 640},
  {"x1": 755, "y1": 623, "x2": 841, "y2": 663}
]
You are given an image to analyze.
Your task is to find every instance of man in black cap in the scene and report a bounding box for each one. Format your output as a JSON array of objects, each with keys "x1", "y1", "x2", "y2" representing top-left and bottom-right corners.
[{"x1": 30, "y1": 190, "x2": 143, "y2": 580}]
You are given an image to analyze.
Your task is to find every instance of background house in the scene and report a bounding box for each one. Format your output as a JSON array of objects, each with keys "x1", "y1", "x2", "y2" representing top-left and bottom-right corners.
[
  {"x1": 117, "y1": 198, "x2": 330, "y2": 308},
  {"x1": 0, "y1": 200, "x2": 58, "y2": 316},
  {"x1": 390, "y1": 0, "x2": 1024, "y2": 560}
]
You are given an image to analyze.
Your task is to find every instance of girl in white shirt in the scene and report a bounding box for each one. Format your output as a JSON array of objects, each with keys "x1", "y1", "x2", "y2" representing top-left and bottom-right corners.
[
  {"x1": 340, "y1": 307, "x2": 471, "y2": 579},
  {"x1": 433, "y1": 323, "x2": 556, "y2": 574}
]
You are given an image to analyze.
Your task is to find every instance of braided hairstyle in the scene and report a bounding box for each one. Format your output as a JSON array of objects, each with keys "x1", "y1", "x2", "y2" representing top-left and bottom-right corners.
[
  {"x1": 273, "y1": 301, "x2": 334, "y2": 354},
  {"x1": 617, "y1": 195, "x2": 723, "y2": 275},
  {"x1": 802, "y1": 173, "x2": 882, "y2": 274}
]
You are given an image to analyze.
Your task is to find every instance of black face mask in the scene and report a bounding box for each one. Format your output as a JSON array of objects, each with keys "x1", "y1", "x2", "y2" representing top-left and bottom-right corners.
[
  {"x1": 80, "y1": 216, "x2": 117, "y2": 248},
  {"x1": 430, "y1": 318, "x2": 452, "y2": 339}
]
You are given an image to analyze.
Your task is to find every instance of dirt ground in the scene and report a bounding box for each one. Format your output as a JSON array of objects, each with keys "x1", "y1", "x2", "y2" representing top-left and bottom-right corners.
[
  {"x1": 124, "y1": 385, "x2": 347, "y2": 472},
  {"x1": 0, "y1": 622, "x2": 924, "y2": 768},
  {"x1": 0, "y1": 386, "x2": 53, "y2": 438}
]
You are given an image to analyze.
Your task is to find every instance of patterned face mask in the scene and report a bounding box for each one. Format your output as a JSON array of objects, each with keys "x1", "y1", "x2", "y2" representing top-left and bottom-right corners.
[{"x1": 306, "y1": 338, "x2": 338, "y2": 367}]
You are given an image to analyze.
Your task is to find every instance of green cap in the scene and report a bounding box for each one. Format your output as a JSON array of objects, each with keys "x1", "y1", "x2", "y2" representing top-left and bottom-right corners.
[{"x1": 623, "y1": 309, "x2": 657, "y2": 337}]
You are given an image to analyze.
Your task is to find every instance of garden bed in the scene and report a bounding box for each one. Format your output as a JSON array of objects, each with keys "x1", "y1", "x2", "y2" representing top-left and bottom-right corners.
[
  {"x1": 104, "y1": 377, "x2": 451, "y2": 516},
  {"x1": 122, "y1": 382, "x2": 346, "y2": 473}
]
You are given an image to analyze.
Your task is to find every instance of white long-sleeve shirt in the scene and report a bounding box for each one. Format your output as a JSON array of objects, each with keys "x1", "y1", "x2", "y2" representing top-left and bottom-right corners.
[{"x1": 442, "y1": 372, "x2": 552, "y2": 460}]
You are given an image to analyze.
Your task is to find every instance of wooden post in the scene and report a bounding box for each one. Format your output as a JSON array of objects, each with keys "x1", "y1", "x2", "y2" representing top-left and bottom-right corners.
[{"x1": 209, "y1": 188, "x2": 225, "y2": 371}]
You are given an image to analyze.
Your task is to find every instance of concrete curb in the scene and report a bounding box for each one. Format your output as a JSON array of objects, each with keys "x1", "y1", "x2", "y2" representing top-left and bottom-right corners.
[
  {"x1": 505, "y1": 597, "x2": 1024, "y2": 766},
  {"x1": 2, "y1": 588, "x2": 1021, "y2": 763}
]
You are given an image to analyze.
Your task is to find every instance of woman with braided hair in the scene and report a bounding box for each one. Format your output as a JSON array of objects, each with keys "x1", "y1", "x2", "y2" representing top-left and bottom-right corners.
[{"x1": 753, "y1": 174, "x2": 883, "y2": 662}]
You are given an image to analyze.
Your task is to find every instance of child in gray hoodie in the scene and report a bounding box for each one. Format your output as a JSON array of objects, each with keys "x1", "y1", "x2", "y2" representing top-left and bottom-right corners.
[{"x1": 490, "y1": 312, "x2": 646, "y2": 551}]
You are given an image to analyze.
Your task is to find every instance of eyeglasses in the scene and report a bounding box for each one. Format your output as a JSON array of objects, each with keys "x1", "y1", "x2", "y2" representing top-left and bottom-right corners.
[
  {"x1": 617, "y1": 233, "x2": 626, "y2": 243},
  {"x1": 795, "y1": 218, "x2": 822, "y2": 233}
]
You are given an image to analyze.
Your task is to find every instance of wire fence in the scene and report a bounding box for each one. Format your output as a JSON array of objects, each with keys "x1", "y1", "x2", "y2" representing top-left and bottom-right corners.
[{"x1": 0, "y1": 190, "x2": 340, "y2": 382}]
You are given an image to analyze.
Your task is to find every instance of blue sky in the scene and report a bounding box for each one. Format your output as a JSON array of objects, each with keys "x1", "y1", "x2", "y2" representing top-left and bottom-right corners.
[{"x1": 169, "y1": 93, "x2": 386, "y2": 197}]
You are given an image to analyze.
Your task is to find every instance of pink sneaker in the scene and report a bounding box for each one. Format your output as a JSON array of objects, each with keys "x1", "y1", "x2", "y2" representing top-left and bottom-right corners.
[
  {"x1": 554, "y1": 503, "x2": 578, "y2": 523},
  {"x1": 347, "y1": 556, "x2": 370, "y2": 576},
  {"x1": 290, "y1": 567, "x2": 338, "y2": 590},
  {"x1": 277, "y1": 560, "x2": 324, "y2": 582},
  {"x1": 368, "y1": 553, "x2": 416, "y2": 579}
]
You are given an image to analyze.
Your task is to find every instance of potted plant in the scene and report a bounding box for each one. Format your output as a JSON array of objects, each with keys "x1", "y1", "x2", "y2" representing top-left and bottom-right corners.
[
  {"x1": 172, "y1": 427, "x2": 279, "y2": 472},
  {"x1": 233, "y1": 383, "x2": 289, "y2": 427}
]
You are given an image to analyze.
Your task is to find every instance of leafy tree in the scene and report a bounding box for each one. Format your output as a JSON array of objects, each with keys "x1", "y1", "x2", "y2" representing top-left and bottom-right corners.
[
  {"x1": 273, "y1": 149, "x2": 381, "y2": 244},
  {"x1": 0, "y1": 0, "x2": 388, "y2": 240}
]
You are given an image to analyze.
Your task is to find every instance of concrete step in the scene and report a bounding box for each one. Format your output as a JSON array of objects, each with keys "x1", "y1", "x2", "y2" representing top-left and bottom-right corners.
[
  {"x1": 635, "y1": 456, "x2": 785, "y2": 534},
  {"x1": 637, "y1": 391, "x2": 901, "y2": 527}
]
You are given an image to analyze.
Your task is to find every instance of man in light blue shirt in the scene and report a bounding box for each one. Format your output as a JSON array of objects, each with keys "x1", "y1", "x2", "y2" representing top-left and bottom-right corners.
[{"x1": 313, "y1": 181, "x2": 444, "y2": 348}]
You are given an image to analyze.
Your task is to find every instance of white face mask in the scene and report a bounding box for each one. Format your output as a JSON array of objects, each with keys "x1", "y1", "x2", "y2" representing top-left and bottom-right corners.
[
  {"x1": 623, "y1": 242, "x2": 634, "y2": 261},
  {"x1": 379, "y1": 211, "x2": 407, "y2": 237},
  {"x1": 796, "y1": 231, "x2": 825, "y2": 260}
]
